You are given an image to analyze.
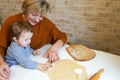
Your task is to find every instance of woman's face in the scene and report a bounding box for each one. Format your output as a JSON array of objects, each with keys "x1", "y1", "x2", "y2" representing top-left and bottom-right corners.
[{"x1": 26, "y1": 11, "x2": 43, "y2": 25}]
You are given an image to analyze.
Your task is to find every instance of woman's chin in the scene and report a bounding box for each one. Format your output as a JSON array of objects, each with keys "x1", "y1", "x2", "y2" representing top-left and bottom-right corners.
[{"x1": 30, "y1": 22, "x2": 37, "y2": 26}]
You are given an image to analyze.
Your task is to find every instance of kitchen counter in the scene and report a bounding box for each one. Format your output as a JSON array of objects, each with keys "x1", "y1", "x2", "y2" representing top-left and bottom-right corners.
[{"x1": 9, "y1": 44, "x2": 120, "y2": 80}]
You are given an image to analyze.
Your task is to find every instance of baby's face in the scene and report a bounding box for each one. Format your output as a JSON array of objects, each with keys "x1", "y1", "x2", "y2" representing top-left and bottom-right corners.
[{"x1": 16, "y1": 31, "x2": 33, "y2": 48}]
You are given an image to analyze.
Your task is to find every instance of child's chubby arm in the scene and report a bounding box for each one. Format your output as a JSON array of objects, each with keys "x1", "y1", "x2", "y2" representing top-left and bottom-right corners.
[{"x1": 37, "y1": 63, "x2": 51, "y2": 72}]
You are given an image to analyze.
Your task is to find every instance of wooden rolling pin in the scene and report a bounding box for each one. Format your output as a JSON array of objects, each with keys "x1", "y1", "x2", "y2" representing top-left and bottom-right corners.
[{"x1": 89, "y1": 68, "x2": 104, "y2": 80}]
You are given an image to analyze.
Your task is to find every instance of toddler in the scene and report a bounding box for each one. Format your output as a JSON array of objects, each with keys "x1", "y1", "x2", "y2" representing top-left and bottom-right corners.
[{"x1": 5, "y1": 21, "x2": 50, "y2": 72}]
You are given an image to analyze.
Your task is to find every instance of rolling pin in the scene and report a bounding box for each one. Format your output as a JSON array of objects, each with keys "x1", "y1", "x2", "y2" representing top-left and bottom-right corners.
[{"x1": 89, "y1": 68, "x2": 104, "y2": 80}]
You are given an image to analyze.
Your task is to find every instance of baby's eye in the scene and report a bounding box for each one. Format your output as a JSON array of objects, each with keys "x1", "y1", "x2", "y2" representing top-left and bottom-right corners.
[{"x1": 25, "y1": 39, "x2": 28, "y2": 41}]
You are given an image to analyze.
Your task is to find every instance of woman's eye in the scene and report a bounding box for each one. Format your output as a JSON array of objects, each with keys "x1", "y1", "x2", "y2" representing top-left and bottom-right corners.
[
  {"x1": 32, "y1": 13, "x2": 38, "y2": 16},
  {"x1": 32, "y1": 14, "x2": 37, "y2": 16}
]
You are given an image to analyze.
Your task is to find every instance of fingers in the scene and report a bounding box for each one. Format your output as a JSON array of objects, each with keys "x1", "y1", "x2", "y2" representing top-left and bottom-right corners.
[
  {"x1": 35, "y1": 52, "x2": 40, "y2": 56},
  {"x1": 4, "y1": 64, "x2": 10, "y2": 75},
  {"x1": 0, "y1": 69, "x2": 10, "y2": 79},
  {"x1": 0, "y1": 61, "x2": 10, "y2": 80},
  {"x1": 0, "y1": 70, "x2": 9, "y2": 79},
  {"x1": 33, "y1": 50, "x2": 41, "y2": 56},
  {"x1": 0, "y1": 73, "x2": 9, "y2": 80},
  {"x1": 43, "y1": 65, "x2": 50, "y2": 71},
  {"x1": 4, "y1": 64, "x2": 10, "y2": 77},
  {"x1": 36, "y1": 51, "x2": 41, "y2": 56},
  {"x1": 44, "y1": 51, "x2": 59, "y2": 63},
  {"x1": 3, "y1": 70, "x2": 10, "y2": 78},
  {"x1": 38, "y1": 63, "x2": 51, "y2": 72},
  {"x1": 48, "y1": 54, "x2": 59, "y2": 63},
  {"x1": 0, "y1": 76, "x2": 5, "y2": 80}
]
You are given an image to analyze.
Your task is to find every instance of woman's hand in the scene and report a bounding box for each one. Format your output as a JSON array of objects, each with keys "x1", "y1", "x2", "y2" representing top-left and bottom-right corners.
[
  {"x1": 44, "y1": 48, "x2": 59, "y2": 63},
  {"x1": 44, "y1": 40, "x2": 64, "y2": 63},
  {"x1": 0, "y1": 60, "x2": 10, "y2": 80}
]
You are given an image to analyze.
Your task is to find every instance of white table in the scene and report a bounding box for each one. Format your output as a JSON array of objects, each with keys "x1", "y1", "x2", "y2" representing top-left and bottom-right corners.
[{"x1": 9, "y1": 44, "x2": 120, "y2": 80}]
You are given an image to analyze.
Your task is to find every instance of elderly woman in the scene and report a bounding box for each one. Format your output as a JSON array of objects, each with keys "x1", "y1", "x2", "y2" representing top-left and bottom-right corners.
[{"x1": 0, "y1": 0, "x2": 67, "y2": 80}]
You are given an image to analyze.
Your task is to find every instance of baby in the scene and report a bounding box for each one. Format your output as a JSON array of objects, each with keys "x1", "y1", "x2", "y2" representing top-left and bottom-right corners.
[{"x1": 5, "y1": 21, "x2": 50, "y2": 72}]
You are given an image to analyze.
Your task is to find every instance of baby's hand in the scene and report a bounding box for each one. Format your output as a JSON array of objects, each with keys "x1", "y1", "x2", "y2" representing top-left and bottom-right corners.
[
  {"x1": 33, "y1": 50, "x2": 41, "y2": 56},
  {"x1": 37, "y1": 63, "x2": 50, "y2": 72}
]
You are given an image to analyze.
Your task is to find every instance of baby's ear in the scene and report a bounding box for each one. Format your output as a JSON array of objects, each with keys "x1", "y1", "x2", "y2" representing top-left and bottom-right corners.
[{"x1": 13, "y1": 37, "x2": 17, "y2": 41}]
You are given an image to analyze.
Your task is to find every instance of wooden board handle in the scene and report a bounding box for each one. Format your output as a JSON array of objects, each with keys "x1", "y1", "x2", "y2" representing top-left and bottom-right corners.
[{"x1": 89, "y1": 68, "x2": 104, "y2": 80}]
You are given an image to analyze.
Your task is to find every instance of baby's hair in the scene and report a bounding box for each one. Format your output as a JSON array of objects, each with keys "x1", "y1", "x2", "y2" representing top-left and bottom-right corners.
[{"x1": 10, "y1": 21, "x2": 32, "y2": 40}]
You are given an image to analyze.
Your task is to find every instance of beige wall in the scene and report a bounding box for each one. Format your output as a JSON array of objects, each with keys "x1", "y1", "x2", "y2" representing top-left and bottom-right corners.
[{"x1": 0, "y1": 0, "x2": 120, "y2": 55}]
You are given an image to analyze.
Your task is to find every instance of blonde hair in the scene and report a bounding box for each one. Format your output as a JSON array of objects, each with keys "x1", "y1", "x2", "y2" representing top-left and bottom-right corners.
[{"x1": 22, "y1": 0, "x2": 50, "y2": 15}]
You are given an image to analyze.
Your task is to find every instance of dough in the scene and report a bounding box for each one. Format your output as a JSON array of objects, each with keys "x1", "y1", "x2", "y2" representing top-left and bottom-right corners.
[{"x1": 46, "y1": 59, "x2": 88, "y2": 80}]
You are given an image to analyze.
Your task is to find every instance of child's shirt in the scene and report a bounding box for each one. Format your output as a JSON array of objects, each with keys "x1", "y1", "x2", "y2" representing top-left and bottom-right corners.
[{"x1": 5, "y1": 41, "x2": 39, "y2": 69}]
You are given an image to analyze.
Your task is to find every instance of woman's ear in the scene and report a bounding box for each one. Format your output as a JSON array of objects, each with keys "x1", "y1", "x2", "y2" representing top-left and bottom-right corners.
[{"x1": 13, "y1": 37, "x2": 18, "y2": 42}]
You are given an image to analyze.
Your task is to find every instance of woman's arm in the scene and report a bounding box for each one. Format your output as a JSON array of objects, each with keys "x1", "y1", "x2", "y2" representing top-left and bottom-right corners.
[{"x1": 0, "y1": 48, "x2": 10, "y2": 80}]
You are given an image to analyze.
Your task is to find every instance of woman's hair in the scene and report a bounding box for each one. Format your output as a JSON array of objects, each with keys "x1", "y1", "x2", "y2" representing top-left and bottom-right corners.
[
  {"x1": 22, "y1": 0, "x2": 50, "y2": 15},
  {"x1": 10, "y1": 21, "x2": 32, "y2": 40}
]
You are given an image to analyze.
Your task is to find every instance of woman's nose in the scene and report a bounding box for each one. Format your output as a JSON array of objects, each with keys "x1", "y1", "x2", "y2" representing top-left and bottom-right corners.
[{"x1": 34, "y1": 17, "x2": 40, "y2": 23}]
